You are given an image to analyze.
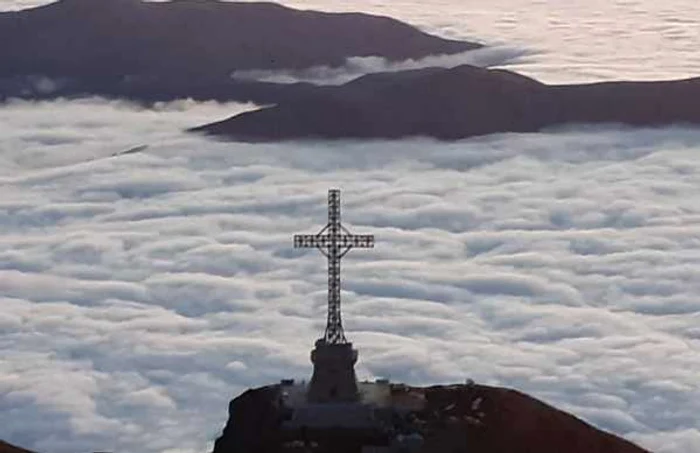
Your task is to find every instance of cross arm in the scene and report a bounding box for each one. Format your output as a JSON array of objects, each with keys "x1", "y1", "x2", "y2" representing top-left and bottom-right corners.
[
  {"x1": 343, "y1": 234, "x2": 374, "y2": 248},
  {"x1": 294, "y1": 234, "x2": 374, "y2": 248},
  {"x1": 294, "y1": 234, "x2": 327, "y2": 248}
]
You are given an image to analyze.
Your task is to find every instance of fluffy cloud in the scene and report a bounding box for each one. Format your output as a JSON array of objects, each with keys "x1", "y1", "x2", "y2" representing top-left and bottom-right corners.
[
  {"x1": 267, "y1": 0, "x2": 700, "y2": 83},
  {"x1": 1, "y1": 96, "x2": 700, "y2": 453},
  {"x1": 231, "y1": 46, "x2": 533, "y2": 85}
]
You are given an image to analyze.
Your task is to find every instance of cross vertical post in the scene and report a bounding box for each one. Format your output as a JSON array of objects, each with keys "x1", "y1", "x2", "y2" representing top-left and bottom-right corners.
[{"x1": 327, "y1": 189, "x2": 343, "y2": 343}]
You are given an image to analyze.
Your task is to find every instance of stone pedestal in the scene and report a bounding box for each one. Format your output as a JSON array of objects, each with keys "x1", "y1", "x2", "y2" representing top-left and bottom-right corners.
[{"x1": 308, "y1": 339, "x2": 359, "y2": 403}]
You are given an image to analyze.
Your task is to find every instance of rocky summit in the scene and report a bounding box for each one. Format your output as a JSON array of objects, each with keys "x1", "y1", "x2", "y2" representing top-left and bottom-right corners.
[
  {"x1": 0, "y1": 382, "x2": 653, "y2": 453},
  {"x1": 212, "y1": 382, "x2": 652, "y2": 453}
]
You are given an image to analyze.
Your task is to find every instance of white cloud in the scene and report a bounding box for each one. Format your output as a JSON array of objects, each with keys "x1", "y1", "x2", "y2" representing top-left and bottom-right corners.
[
  {"x1": 252, "y1": 0, "x2": 700, "y2": 84},
  {"x1": 1, "y1": 97, "x2": 700, "y2": 453},
  {"x1": 231, "y1": 46, "x2": 533, "y2": 85}
]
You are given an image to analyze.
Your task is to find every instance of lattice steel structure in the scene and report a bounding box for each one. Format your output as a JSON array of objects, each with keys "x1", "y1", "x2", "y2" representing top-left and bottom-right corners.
[{"x1": 294, "y1": 189, "x2": 374, "y2": 344}]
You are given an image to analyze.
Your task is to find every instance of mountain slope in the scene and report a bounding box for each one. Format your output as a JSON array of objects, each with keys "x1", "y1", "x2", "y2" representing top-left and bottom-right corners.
[
  {"x1": 192, "y1": 64, "x2": 700, "y2": 141},
  {"x1": 0, "y1": 0, "x2": 479, "y2": 80}
]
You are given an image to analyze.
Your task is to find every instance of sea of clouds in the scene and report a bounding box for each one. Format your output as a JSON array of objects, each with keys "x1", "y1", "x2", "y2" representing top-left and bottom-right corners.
[
  {"x1": 2, "y1": 97, "x2": 700, "y2": 453},
  {"x1": 1, "y1": 1, "x2": 700, "y2": 453}
]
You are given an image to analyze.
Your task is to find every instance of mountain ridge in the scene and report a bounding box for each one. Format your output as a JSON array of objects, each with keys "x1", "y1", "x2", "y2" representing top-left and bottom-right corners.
[
  {"x1": 0, "y1": 0, "x2": 480, "y2": 103},
  {"x1": 192, "y1": 64, "x2": 700, "y2": 141}
]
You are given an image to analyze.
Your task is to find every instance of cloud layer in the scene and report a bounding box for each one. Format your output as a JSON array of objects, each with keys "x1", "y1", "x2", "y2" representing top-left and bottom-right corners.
[
  {"x1": 266, "y1": 0, "x2": 700, "y2": 83},
  {"x1": 1, "y1": 97, "x2": 700, "y2": 453},
  {"x1": 231, "y1": 46, "x2": 533, "y2": 85}
]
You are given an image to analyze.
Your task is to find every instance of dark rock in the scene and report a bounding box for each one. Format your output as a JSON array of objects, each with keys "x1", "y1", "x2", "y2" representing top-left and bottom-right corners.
[
  {"x1": 419, "y1": 384, "x2": 651, "y2": 453},
  {"x1": 191, "y1": 64, "x2": 700, "y2": 141},
  {"x1": 0, "y1": 0, "x2": 480, "y2": 103},
  {"x1": 0, "y1": 440, "x2": 35, "y2": 453},
  {"x1": 212, "y1": 383, "x2": 653, "y2": 453},
  {"x1": 213, "y1": 385, "x2": 293, "y2": 453},
  {"x1": 553, "y1": 78, "x2": 700, "y2": 126}
]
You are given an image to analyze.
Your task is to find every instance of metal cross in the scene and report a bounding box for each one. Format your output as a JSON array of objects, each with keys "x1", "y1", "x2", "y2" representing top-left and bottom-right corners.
[{"x1": 294, "y1": 189, "x2": 374, "y2": 344}]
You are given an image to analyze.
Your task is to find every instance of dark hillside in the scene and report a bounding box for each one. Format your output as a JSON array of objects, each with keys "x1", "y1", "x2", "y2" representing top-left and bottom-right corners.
[
  {"x1": 0, "y1": 0, "x2": 480, "y2": 100},
  {"x1": 193, "y1": 64, "x2": 700, "y2": 141}
]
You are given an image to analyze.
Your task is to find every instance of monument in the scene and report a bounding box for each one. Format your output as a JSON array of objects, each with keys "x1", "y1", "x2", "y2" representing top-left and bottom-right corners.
[
  {"x1": 210, "y1": 190, "x2": 654, "y2": 453},
  {"x1": 270, "y1": 189, "x2": 422, "y2": 453},
  {"x1": 294, "y1": 189, "x2": 374, "y2": 403}
]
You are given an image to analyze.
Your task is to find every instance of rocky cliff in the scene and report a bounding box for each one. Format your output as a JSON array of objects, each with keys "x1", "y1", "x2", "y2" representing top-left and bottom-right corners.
[{"x1": 212, "y1": 383, "x2": 652, "y2": 453}]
